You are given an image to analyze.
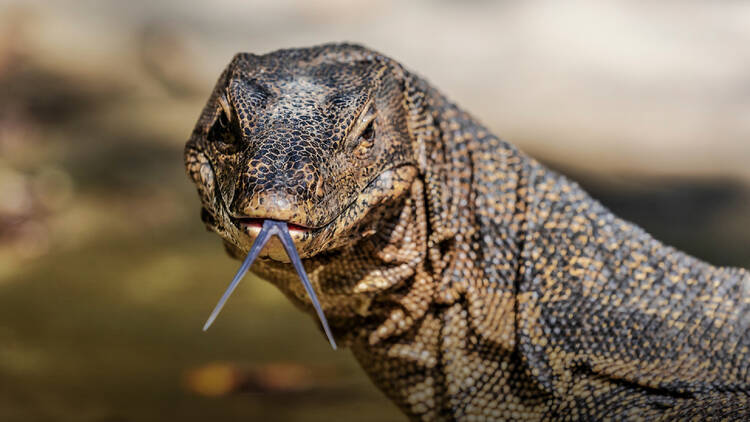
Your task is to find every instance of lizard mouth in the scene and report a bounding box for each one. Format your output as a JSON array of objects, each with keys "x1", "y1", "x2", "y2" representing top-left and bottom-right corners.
[
  {"x1": 238, "y1": 217, "x2": 311, "y2": 232},
  {"x1": 236, "y1": 218, "x2": 313, "y2": 262}
]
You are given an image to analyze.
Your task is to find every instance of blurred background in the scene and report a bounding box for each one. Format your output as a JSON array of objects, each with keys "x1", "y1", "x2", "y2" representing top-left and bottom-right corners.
[{"x1": 0, "y1": 0, "x2": 748, "y2": 421}]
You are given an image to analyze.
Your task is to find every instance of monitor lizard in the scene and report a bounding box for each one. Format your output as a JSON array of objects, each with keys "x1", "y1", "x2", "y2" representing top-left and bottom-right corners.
[{"x1": 184, "y1": 43, "x2": 750, "y2": 421}]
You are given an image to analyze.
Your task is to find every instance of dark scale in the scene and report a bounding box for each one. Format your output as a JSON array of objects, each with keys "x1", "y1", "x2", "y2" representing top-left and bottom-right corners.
[{"x1": 185, "y1": 43, "x2": 750, "y2": 421}]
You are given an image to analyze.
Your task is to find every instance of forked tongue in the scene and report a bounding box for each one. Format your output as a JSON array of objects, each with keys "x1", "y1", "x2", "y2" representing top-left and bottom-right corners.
[{"x1": 202, "y1": 219, "x2": 337, "y2": 350}]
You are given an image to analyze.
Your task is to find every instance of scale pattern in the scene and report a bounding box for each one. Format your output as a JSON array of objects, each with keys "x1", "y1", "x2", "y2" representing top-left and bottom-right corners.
[{"x1": 185, "y1": 43, "x2": 750, "y2": 421}]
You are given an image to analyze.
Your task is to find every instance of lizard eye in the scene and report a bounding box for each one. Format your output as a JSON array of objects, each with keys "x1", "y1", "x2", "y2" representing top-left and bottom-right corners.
[
  {"x1": 208, "y1": 96, "x2": 240, "y2": 154},
  {"x1": 217, "y1": 107, "x2": 230, "y2": 128},
  {"x1": 360, "y1": 119, "x2": 374, "y2": 142},
  {"x1": 349, "y1": 104, "x2": 376, "y2": 158},
  {"x1": 352, "y1": 119, "x2": 375, "y2": 158}
]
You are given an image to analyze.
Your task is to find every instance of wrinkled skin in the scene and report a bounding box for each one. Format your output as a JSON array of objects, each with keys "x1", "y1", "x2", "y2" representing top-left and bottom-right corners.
[{"x1": 185, "y1": 44, "x2": 750, "y2": 420}]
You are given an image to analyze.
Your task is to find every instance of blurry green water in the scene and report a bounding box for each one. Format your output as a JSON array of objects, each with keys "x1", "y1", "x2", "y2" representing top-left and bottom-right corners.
[{"x1": 0, "y1": 183, "x2": 404, "y2": 422}]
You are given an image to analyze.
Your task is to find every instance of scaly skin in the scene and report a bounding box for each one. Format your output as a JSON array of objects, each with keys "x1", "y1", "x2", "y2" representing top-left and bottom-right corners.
[{"x1": 184, "y1": 44, "x2": 750, "y2": 420}]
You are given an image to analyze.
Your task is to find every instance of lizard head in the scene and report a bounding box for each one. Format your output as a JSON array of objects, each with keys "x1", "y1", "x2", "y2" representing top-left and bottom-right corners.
[{"x1": 185, "y1": 44, "x2": 419, "y2": 263}]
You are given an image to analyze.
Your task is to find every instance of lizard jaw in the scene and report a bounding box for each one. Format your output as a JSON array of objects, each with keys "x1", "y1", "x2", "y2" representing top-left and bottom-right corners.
[{"x1": 238, "y1": 218, "x2": 311, "y2": 263}]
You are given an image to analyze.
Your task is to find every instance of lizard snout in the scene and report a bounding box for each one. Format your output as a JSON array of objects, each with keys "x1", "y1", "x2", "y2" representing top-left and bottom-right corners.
[
  {"x1": 231, "y1": 191, "x2": 317, "y2": 262},
  {"x1": 232, "y1": 190, "x2": 317, "y2": 229}
]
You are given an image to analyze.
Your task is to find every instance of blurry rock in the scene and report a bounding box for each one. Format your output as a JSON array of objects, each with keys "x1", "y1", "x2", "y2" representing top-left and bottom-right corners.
[
  {"x1": 183, "y1": 362, "x2": 240, "y2": 397},
  {"x1": 183, "y1": 361, "x2": 336, "y2": 397},
  {"x1": 247, "y1": 362, "x2": 316, "y2": 393}
]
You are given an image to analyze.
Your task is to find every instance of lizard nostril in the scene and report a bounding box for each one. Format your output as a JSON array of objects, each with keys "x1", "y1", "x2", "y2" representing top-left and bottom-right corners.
[
  {"x1": 271, "y1": 194, "x2": 290, "y2": 209},
  {"x1": 237, "y1": 191, "x2": 308, "y2": 226}
]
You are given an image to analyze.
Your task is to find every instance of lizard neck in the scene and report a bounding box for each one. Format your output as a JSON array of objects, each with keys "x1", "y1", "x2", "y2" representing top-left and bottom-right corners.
[{"x1": 342, "y1": 88, "x2": 547, "y2": 418}]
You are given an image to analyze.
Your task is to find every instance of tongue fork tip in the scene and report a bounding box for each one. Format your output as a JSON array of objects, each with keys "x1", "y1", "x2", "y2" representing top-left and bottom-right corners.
[
  {"x1": 202, "y1": 219, "x2": 337, "y2": 350},
  {"x1": 276, "y1": 222, "x2": 338, "y2": 350},
  {"x1": 201, "y1": 222, "x2": 273, "y2": 332}
]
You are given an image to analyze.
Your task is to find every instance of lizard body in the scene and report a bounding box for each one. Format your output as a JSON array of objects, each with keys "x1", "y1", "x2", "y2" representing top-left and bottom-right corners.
[{"x1": 184, "y1": 44, "x2": 750, "y2": 420}]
